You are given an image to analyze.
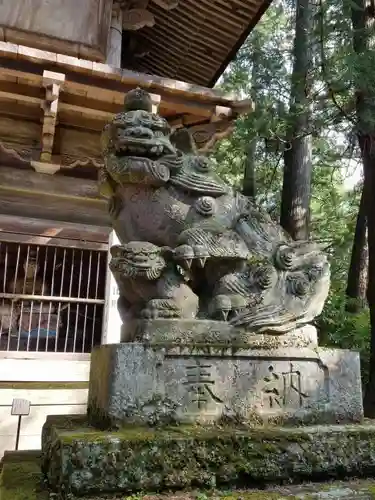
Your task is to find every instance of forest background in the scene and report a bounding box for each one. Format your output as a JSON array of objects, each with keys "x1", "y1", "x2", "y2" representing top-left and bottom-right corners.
[{"x1": 213, "y1": 0, "x2": 375, "y2": 414}]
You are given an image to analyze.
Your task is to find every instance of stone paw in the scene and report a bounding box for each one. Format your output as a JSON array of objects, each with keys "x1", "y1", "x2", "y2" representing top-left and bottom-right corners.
[
  {"x1": 209, "y1": 294, "x2": 248, "y2": 322},
  {"x1": 141, "y1": 299, "x2": 181, "y2": 319},
  {"x1": 174, "y1": 244, "x2": 210, "y2": 270},
  {"x1": 140, "y1": 307, "x2": 159, "y2": 320}
]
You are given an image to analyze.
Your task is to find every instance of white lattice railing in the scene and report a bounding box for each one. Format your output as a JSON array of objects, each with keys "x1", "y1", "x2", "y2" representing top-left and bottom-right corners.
[{"x1": 0, "y1": 240, "x2": 107, "y2": 353}]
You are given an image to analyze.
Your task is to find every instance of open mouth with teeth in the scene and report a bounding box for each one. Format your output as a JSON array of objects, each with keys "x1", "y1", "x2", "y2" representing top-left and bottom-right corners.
[
  {"x1": 112, "y1": 125, "x2": 177, "y2": 159},
  {"x1": 124, "y1": 253, "x2": 159, "y2": 268}
]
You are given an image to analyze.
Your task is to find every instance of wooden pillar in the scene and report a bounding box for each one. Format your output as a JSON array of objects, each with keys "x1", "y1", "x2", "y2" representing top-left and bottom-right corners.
[{"x1": 106, "y1": 3, "x2": 123, "y2": 67}]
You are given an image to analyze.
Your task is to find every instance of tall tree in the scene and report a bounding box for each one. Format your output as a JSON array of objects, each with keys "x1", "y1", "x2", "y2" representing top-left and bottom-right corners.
[
  {"x1": 350, "y1": 0, "x2": 375, "y2": 415},
  {"x1": 214, "y1": 4, "x2": 292, "y2": 198},
  {"x1": 280, "y1": 0, "x2": 314, "y2": 240},
  {"x1": 242, "y1": 30, "x2": 263, "y2": 199},
  {"x1": 346, "y1": 187, "x2": 368, "y2": 312}
]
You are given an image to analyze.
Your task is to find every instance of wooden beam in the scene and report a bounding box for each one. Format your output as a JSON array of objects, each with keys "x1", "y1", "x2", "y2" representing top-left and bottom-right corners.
[
  {"x1": 0, "y1": 214, "x2": 110, "y2": 242},
  {"x1": 0, "y1": 231, "x2": 108, "y2": 251},
  {"x1": 0, "y1": 351, "x2": 90, "y2": 361},
  {"x1": 0, "y1": 167, "x2": 110, "y2": 226},
  {"x1": 0, "y1": 75, "x2": 230, "y2": 125},
  {"x1": 0, "y1": 188, "x2": 109, "y2": 226},
  {"x1": 0, "y1": 357, "x2": 90, "y2": 382},
  {"x1": 0, "y1": 49, "x2": 238, "y2": 103},
  {"x1": 0, "y1": 166, "x2": 101, "y2": 200},
  {"x1": 59, "y1": 101, "x2": 113, "y2": 121},
  {"x1": 0, "y1": 89, "x2": 40, "y2": 107}
]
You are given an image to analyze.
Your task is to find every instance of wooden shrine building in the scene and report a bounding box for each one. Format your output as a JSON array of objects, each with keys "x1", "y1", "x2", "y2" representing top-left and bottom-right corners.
[{"x1": 0, "y1": 0, "x2": 270, "y2": 456}]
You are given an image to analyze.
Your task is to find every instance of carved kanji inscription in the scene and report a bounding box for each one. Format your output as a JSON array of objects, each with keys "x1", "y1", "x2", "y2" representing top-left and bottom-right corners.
[
  {"x1": 184, "y1": 359, "x2": 223, "y2": 409},
  {"x1": 261, "y1": 363, "x2": 308, "y2": 409}
]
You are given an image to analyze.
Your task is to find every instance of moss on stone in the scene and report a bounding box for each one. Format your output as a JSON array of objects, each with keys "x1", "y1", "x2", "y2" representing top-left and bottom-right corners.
[
  {"x1": 49, "y1": 417, "x2": 315, "y2": 445},
  {"x1": 5, "y1": 470, "x2": 375, "y2": 500},
  {"x1": 41, "y1": 417, "x2": 375, "y2": 498},
  {"x1": 0, "y1": 460, "x2": 49, "y2": 500},
  {"x1": 2, "y1": 450, "x2": 42, "y2": 462},
  {"x1": 1, "y1": 461, "x2": 41, "y2": 489},
  {"x1": 61, "y1": 425, "x2": 309, "y2": 444}
]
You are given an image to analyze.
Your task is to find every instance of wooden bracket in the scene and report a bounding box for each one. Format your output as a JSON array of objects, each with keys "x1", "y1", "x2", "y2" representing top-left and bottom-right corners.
[
  {"x1": 118, "y1": 1, "x2": 155, "y2": 30},
  {"x1": 116, "y1": 0, "x2": 178, "y2": 31},
  {"x1": 122, "y1": 8, "x2": 155, "y2": 30},
  {"x1": 212, "y1": 105, "x2": 233, "y2": 120},
  {"x1": 184, "y1": 100, "x2": 253, "y2": 152},
  {"x1": 229, "y1": 98, "x2": 254, "y2": 116},
  {"x1": 169, "y1": 111, "x2": 236, "y2": 152},
  {"x1": 30, "y1": 161, "x2": 62, "y2": 175},
  {"x1": 187, "y1": 119, "x2": 235, "y2": 153},
  {"x1": 39, "y1": 70, "x2": 65, "y2": 170}
]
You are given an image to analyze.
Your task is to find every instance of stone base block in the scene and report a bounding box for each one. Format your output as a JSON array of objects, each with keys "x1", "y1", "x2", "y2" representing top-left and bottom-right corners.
[
  {"x1": 122, "y1": 319, "x2": 318, "y2": 348},
  {"x1": 87, "y1": 342, "x2": 363, "y2": 428},
  {"x1": 7, "y1": 450, "x2": 375, "y2": 499},
  {"x1": 42, "y1": 415, "x2": 375, "y2": 498}
]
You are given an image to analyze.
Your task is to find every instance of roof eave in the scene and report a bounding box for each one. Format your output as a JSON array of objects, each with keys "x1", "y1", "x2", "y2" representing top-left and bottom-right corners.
[{"x1": 208, "y1": 0, "x2": 274, "y2": 88}]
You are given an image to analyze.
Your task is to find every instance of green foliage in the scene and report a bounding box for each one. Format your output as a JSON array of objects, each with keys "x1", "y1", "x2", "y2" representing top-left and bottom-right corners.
[
  {"x1": 213, "y1": 0, "x2": 369, "y2": 374},
  {"x1": 317, "y1": 293, "x2": 370, "y2": 383}
]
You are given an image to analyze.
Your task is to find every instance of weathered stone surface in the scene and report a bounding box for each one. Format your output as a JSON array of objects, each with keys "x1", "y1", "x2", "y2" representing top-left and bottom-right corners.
[
  {"x1": 41, "y1": 416, "x2": 375, "y2": 497},
  {"x1": 123, "y1": 318, "x2": 318, "y2": 347},
  {"x1": 6, "y1": 452, "x2": 375, "y2": 499},
  {"x1": 100, "y1": 87, "x2": 331, "y2": 335},
  {"x1": 87, "y1": 342, "x2": 363, "y2": 428}
]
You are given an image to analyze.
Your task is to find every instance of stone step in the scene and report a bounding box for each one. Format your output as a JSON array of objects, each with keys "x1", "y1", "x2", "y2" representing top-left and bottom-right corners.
[
  {"x1": 2, "y1": 459, "x2": 375, "y2": 499},
  {"x1": 0, "y1": 449, "x2": 41, "y2": 471},
  {"x1": 0, "y1": 457, "x2": 45, "y2": 500},
  {"x1": 41, "y1": 417, "x2": 375, "y2": 498},
  {"x1": 2, "y1": 449, "x2": 41, "y2": 463}
]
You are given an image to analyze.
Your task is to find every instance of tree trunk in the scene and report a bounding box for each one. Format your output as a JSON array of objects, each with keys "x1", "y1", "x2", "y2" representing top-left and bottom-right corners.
[
  {"x1": 243, "y1": 139, "x2": 257, "y2": 199},
  {"x1": 361, "y1": 141, "x2": 375, "y2": 416},
  {"x1": 351, "y1": 0, "x2": 375, "y2": 416},
  {"x1": 280, "y1": 0, "x2": 313, "y2": 240},
  {"x1": 242, "y1": 41, "x2": 261, "y2": 200},
  {"x1": 346, "y1": 188, "x2": 368, "y2": 312}
]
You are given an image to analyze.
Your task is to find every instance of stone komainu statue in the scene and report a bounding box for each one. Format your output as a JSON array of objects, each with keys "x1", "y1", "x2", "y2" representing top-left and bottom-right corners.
[{"x1": 100, "y1": 88, "x2": 330, "y2": 335}]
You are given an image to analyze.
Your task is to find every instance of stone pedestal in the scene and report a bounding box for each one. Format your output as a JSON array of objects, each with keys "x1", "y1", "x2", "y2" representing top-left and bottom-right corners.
[
  {"x1": 87, "y1": 320, "x2": 363, "y2": 428},
  {"x1": 39, "y1": 319, "x2": 366, "y2": 498}
]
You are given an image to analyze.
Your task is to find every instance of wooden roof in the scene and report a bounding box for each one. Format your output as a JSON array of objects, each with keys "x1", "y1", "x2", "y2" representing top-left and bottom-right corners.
[
  {"x1": 122, "y1": 0, "x2": 271, "y2": 87},
  {"x1": 0, "y1": 47, "x2": 252, "y2": 227},
  {"x1": 0, "y1": 45, "x2": 251, "y2": 132}
]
